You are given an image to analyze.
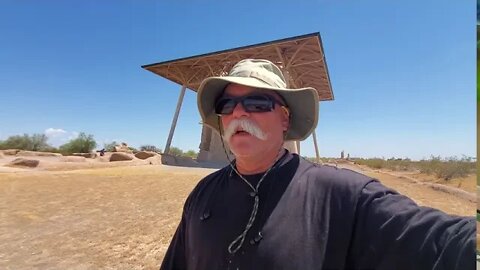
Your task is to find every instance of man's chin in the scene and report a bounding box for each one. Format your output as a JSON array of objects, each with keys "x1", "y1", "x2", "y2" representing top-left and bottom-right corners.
[
  {"x1": 230, "y1": 149, "x2": 257, "y2": 158},
  {"x1": 228, "y1": 141, "x2": 258, "y2": 157}
]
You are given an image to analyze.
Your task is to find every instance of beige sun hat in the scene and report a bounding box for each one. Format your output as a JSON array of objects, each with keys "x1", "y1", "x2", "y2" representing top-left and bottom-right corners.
[{"x1": 197, "y1": 59, "x2": 319, "y2": 141}]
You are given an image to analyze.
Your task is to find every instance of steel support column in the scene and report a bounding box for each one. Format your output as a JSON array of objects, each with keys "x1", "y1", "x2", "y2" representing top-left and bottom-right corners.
[{"x1": 164, "y1": 84, "x2": 187, "y2": 154}]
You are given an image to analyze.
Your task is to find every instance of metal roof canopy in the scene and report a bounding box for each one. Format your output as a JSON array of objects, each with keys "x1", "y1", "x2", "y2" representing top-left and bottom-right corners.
[
  {"x1": 142, "y1": 32, "x2": 334, "y2": 161},
  {"x1": 142, "y1": 32, "x2": 334, "y2": 100}
]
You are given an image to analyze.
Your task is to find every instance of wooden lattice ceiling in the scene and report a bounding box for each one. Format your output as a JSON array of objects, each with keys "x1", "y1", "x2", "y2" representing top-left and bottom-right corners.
[{"x1": 142, "y1": 32, "x2": 334, "y2": 101}]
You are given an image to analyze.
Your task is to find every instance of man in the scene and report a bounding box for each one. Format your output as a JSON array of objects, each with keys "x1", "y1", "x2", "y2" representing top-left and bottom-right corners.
[{"x1": 160, "y1": 59, "x2": 475, "y2": 270}]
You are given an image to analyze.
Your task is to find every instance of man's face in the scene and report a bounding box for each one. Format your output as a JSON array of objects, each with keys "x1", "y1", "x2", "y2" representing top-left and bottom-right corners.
[{"x1": 219, "y1": 83, "x2": 289, "y2": 158}]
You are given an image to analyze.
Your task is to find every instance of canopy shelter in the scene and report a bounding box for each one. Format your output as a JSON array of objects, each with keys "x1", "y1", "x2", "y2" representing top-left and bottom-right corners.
[{"x1": 142, "y1": 32, "x2": 334, "y2": 163}]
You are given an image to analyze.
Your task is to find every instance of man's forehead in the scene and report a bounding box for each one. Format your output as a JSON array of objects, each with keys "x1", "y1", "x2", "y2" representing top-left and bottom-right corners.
[{"x1": 222, "y1": 84, "x2": 281, "y2": 99}]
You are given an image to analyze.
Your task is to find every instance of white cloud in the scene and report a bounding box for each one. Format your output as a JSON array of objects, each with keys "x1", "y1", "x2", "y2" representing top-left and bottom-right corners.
[
  {"x1": 44, "y1": 128, "x2": 78, "y2": 147},
  {"x1": 45, "y1": 128, "x2": 67, "y2": 137},
  {"x1": 68, "y1": 131, "x2": 79, "y2": 140}
]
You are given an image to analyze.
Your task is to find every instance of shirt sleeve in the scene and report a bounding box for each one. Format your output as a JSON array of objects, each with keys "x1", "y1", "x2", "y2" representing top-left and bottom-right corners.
[{"x1": 347, "y1": 180, "x2": 475, "y2": 270}]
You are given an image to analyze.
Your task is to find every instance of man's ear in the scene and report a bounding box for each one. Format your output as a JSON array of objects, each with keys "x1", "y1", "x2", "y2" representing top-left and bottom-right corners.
[
  {"x1": 217, "y1": 116, "x2": 225, "y2": 134},
  {"x1": 280, "y1": 107, "x2": 290, "y2": 131}
]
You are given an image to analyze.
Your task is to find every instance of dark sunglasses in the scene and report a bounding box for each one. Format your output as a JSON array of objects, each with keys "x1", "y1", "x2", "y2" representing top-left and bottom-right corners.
[{"x1": 215, "y1": 94, "x2": 286, "y2": 115}]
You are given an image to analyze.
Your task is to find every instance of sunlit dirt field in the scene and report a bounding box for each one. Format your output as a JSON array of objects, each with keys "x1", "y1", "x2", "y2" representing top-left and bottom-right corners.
[{"x1": 0, "y1": 163, "x2": 475, "y2": 269}]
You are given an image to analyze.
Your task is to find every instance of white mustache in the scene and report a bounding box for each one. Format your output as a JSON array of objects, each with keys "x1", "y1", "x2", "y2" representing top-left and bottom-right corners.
[{"x1": 223, "y1": 118, "x2": 267, "y2": 141}]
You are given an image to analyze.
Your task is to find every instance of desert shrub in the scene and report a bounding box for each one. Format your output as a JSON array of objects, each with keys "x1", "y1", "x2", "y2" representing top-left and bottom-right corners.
[
  {"x1": 184, "y1": 150, "x2": 198, "y2": 159},
  {"x1": 168, "y1": 146, "x2": 184, "y2": 156},
  {"x1": 0, "y1": 133, "x2": 52, "y2": 151},
  {"x1": 413, "y1": 155, "x2": 475, "y2": 180},
  {"x1": 355, "y1": 158, "x2": 386, "y2": 169},
  {"x1": 384, "y1": 158, "x2": 413, "y2": 171},
  {"x1": 128, "y1": 146, "x2": 138, "y2": 154},
  {"x1": 59, "y1": 132, "x2": 97, "y2": 154},
  {"x1": 104, "y1": 141, "x2": 117, "y2": 152},
  {"x1": 356, "y1": 158, "x2": 413, "y2": 171},
  {"x1": 165, "y1": 146, "x2": 199, "y2": 158},
  {"x1": 140, "y1": 145, "x2": 162, "y2": 153},
  {"x1": 417, "y1": 155, "x2": 443, "y2": 175},
  {"x1": 434, "y1": 156, "x2": 475, "y2": 180},
  {"x1": 338, "y1": 155, "x2": 475, "y2": 181}
]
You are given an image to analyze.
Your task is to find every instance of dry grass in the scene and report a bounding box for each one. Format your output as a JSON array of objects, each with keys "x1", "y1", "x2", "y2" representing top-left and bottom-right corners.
[
  {"x1": 0, "y1": 165, "x2": 213, "y2": 270},
  {"x1": 0, "y1": 163, "x2": 475, "y2": 269}
]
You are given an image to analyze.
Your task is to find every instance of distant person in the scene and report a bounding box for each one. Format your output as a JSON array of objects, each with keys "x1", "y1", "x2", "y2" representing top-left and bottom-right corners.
[{"x1": 160, "y1": 59, "x2": 475, "y2": 269}]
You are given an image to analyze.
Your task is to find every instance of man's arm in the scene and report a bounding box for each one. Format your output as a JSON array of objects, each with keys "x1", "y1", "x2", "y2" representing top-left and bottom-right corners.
[{"x1": 347, "y1": 180, "x2": 475, "y2": 270}]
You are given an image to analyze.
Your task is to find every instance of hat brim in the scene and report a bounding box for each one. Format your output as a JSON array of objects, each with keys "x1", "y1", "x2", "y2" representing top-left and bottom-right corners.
[{"x1": 197, "y1": 76, "x2": 319, "y2": 141}]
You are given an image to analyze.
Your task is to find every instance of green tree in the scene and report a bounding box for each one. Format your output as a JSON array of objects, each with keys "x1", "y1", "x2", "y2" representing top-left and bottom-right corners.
[
  {"x1": 59, "y1": 132, "x2": 97, "y2": 154},
  {"x1": 0, "y1": 133, "x2": 51, "y2": 151},
  {"x1": 30, "y1": 134, "x2": 50, "y2": 151},
  {"x1": 0, "y1": 134, "x2": 30, "y2": 150}
]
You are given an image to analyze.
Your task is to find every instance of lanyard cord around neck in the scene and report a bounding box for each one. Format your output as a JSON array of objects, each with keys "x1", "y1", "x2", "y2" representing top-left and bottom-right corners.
[{"x1": 227, "y1": 150, "x2": 287, "y2": 254}]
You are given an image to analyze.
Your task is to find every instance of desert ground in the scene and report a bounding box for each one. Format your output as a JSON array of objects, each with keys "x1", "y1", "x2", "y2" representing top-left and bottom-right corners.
[{"x1": 0, "y1": 154, "x2": 476, "y2": 269}]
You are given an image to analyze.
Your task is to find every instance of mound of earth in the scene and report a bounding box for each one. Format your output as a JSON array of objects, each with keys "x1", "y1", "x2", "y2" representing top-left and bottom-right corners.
[
  {"x1": 16, "y1": 151, "x2": 62, "y2": 157},
  {"x1": 72, "y1": 153, "x2": 96, "y2": 158},
  {"x1": 7, "y1": 158, "x2": 40, "y2": 168},
  {"x1": 135, "y1": 151, "x2": 157, "y2": 160},
  {"x1": 145, "y1": 155, "x2": 162, "y2": 165},
  {"x1": 2, "y1": 149, "x2": 20, "y2": 155},
  {"x1": 110, "y1": 152, "x2": 134, "y2": 162}
]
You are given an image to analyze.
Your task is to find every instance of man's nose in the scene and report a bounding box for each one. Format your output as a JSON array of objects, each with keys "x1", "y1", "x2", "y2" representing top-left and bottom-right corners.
[{"x1": 231, "y1": 102, "x2": 250, "y2": 118}]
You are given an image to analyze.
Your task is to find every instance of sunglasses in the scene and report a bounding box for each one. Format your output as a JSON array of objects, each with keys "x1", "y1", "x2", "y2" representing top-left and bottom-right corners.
[{"x1": 215, "y1": 94, "x2": 286, "y2": 115}]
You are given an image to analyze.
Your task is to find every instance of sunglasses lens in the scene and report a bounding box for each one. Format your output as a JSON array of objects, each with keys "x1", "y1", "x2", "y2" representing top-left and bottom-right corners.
[
  {"x1": 215, "y1": 95, "x2": 276, "y2": 115},
  {"x1": 243, "y1": 96, "x2": 274, "y2": 112},
  {"x1": 215, "y1": 98, "x2": 236, "y2": 115}
]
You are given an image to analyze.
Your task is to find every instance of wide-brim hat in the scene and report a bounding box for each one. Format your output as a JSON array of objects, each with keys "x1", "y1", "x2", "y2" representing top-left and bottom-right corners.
[{"x1": 197, "y1": 59, "x2": 319, "y2": 141}]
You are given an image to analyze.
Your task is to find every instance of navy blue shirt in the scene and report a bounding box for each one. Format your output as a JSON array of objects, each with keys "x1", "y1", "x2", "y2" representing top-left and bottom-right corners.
[{"x1": 160, "y1": 153, "x2": 475, "y2": 270}]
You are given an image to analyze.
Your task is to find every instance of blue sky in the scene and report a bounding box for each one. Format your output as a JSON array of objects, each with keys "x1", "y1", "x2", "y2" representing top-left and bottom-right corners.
[{"x1": 0, "y1": 0, "x2": 475, "y2": 160}]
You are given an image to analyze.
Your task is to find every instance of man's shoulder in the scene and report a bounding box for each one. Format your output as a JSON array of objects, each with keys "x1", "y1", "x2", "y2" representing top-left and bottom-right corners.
[
  {"x1": 182, "y1": 165, "x2": 230, "y2": 212},
  {"x1": 189, "y1": 165, "x2": 230, "y2": 196},
  {"x1": 296, "y1": 157, "x2": 376, "y2": 190},
  {"x1": 200, "y1": 165, "x2": 230, "y2": 182}
]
